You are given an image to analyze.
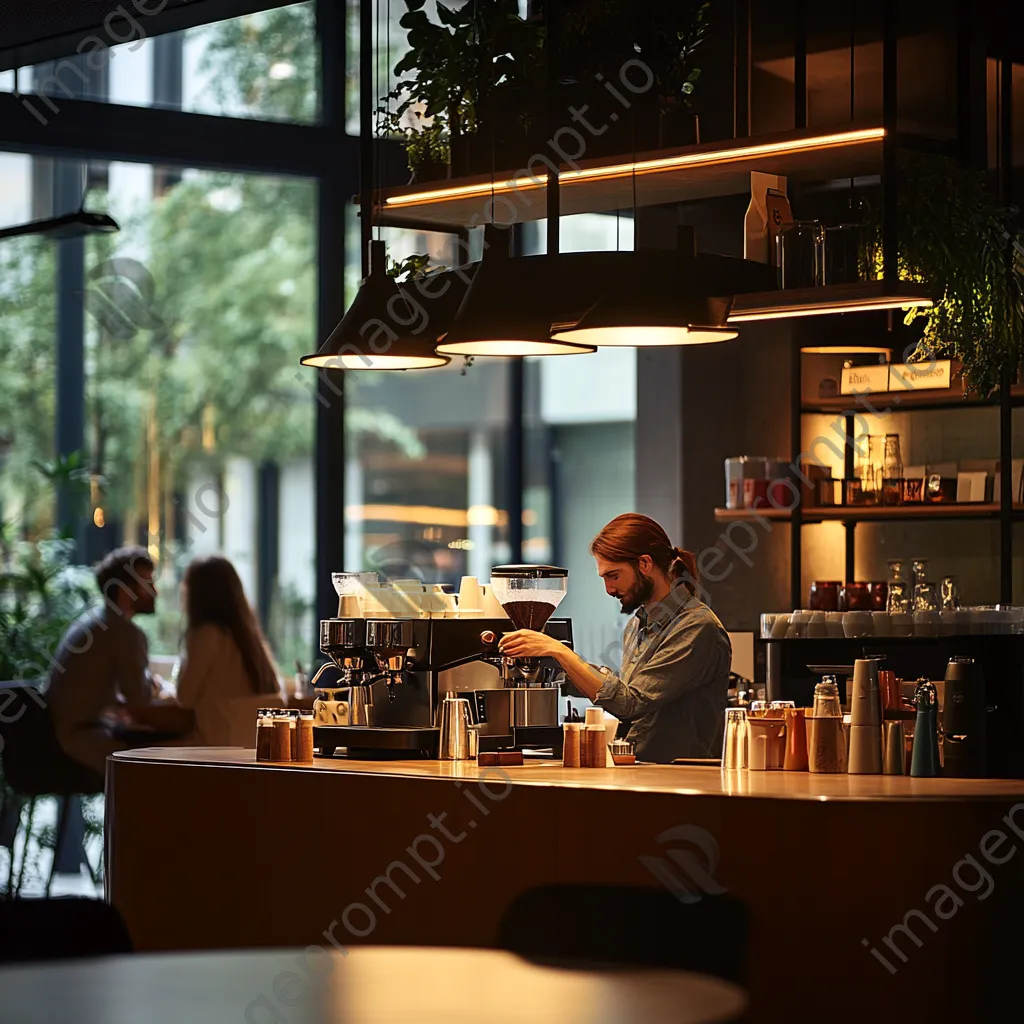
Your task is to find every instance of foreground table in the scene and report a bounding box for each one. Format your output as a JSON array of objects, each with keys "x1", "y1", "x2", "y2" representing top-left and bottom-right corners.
[
  {"x1": 0, "y1": 947, "x2": 745, "y2": 1024},
  {"x1": 107, "y1": 748, "x2": 1024, "y2": 1023}
]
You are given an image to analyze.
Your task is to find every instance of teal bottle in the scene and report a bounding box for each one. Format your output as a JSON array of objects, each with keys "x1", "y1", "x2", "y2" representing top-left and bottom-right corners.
[{"x1": 910, "y1": 680, "x2": 940, "y2": 777}]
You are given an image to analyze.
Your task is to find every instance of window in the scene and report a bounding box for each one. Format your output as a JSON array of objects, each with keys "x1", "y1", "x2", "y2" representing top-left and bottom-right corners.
[
  {"x1": 0, "y1": 150, "x2": 318, "y2": 668},
  {"x1": 343, "y1": 227, "x2": 513, "y2": 585},
  {"x1": 523, "y1": 215, "x2": 637, "y2": 663},
  {"x1": 5, "y1": 3, "x2": 319, "y2": 125}
]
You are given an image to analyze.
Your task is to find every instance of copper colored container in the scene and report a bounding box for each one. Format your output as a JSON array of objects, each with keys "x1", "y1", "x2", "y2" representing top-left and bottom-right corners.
[
  {"x1": 808, "y1": 580, "x2": 841, "y2": 612},
  {"x1": 783, "y1": 708, "x2": 808, "y2": 770},
  {"x1": 839, "y1": 581, "x2": 871, "y2": 612},
  {"x1": 870, "y1": 582, "x2": 888, "y2": 611}
]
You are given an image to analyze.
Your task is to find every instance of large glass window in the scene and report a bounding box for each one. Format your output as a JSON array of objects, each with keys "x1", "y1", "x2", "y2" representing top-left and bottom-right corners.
[
  {"x1": 343, "y1": 227, "x2": 513, "y2": 585},
  {"x1": 3, "y1": 2, "x2": 319, "y2": 124},
  {"x1": 0, "y1": 151, "x2": 317, "y2": 669}
]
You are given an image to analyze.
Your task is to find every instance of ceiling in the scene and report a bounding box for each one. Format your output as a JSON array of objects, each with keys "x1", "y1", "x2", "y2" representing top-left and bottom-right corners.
[{"x1": 0, "y1": 0, "x2": 297, "y2": 72}]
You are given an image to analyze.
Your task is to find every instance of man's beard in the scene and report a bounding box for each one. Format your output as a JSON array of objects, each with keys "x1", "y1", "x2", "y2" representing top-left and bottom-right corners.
[{"x1": 618, "y1": 572, "x2": 654, "y2": 614}]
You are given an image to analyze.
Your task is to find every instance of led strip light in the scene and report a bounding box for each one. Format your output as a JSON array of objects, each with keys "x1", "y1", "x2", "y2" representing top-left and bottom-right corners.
[{"x1": 382, "y1": 127, "x2": 887, "y2": 209}]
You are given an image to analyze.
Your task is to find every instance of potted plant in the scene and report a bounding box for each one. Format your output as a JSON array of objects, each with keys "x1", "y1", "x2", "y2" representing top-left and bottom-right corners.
[
  {"x1": 555, "y1": 0, "x2": 712, "y2": 155},
  {"x1": 383, "y1": 0, "x2": 546, "y2": 180},
  {"x1": 862, "y1": 153, "x2": 1024, "y2": 397}
]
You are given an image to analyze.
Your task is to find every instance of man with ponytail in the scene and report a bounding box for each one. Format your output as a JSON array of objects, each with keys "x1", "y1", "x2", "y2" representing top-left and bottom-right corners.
[{"x1": 499, "y1": 514, "x2": 730, "y2": 762}]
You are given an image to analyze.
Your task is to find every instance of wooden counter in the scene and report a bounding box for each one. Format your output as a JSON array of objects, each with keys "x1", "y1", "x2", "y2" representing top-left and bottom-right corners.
[{"x1": 107, "y1": 748, "x2": 1024, "y2": 1023}]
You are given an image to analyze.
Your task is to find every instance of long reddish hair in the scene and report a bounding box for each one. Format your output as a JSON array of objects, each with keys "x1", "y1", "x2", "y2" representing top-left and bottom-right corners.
[{"x1": 590, "y1": 514, "x2": 699, "y2": 593}]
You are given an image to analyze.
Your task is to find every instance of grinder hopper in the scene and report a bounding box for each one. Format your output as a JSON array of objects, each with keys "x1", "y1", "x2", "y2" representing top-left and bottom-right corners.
[{"x1": 489, "y1": 565, "x2": 568, "y2": 630}]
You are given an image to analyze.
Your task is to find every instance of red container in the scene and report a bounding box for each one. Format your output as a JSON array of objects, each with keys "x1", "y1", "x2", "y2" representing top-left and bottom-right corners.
[
  {"x1": 743, "y1": 478, "x2": 769, "y2": 509},
  {"x1": 808, "y1": 580, "x2": 841, "y2": 612},
  {"x1": 839, "y1": 581, "x2": 871, "y2": 612},
  {"x1": 870, "y1": 582, "x2": 888, "y2": 611}
]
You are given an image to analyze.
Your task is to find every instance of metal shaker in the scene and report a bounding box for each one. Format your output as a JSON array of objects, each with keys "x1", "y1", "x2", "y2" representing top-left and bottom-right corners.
[
  {"x1": 438, "y1": 695, "x2": 473, "y2": 760},
  {"x1": 883, "y1": 721, "x2": 907, "y2": 775},
  {"x1": 848, "y1": 658, "x2": 884, "y2": 774},
  {"x1": 721, "y1": 708, "x2": 748, "y2": 769},
  {"x1": 910, "y1": 680, "x2": 941, "y2": 777}
]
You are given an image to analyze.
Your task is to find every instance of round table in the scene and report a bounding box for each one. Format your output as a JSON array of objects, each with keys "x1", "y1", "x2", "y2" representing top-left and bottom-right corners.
[{"x1": 0, "y1": 947, "x2": 747, "y2": 1023}]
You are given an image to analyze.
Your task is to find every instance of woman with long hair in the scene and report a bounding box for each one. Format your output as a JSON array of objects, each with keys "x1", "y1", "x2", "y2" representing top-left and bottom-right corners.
[
  {"x1": 175, "y1": 554, "x2": 281, "y2": 744},
  {"x1": 499, "y1": 513, "x2": 731, "y2": 762}
]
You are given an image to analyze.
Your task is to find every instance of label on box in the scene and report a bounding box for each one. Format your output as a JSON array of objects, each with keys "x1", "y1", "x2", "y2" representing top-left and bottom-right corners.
[
  {"x1": 887, "y1": 360, "x2": 952, "y2": 392},
  {"x1": 840, "y1": 365, "x2": 890, "y2": 395}
]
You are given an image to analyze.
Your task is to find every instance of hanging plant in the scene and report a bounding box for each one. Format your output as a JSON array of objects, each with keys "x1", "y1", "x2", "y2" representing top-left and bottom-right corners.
[{"x1": 862, "y1": 152, "x2": 1024, "y2": 397}]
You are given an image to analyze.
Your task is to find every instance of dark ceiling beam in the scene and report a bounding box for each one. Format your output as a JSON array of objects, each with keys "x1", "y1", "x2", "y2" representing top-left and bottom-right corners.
[
  {"x1": 0, "y1": 0, "x2": 298, "y2": 72},
  {"x1": 0, "y1": 91, "x2": 391, "y2": 179}
]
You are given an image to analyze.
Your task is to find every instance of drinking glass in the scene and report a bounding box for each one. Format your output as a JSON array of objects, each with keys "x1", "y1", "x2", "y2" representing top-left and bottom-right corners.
[
  {"x1": 912, "y1": 559, "x2": 929, "y2": 588},
  {"x1": 913, "y1": 581, "x2": 939, "y2": 613},
  {"x1": 941, "y1": 575, "x2": 961, "y2": 611},
  {"x1": 886, "y1": 581, "x2": 910, "y2": 615}
]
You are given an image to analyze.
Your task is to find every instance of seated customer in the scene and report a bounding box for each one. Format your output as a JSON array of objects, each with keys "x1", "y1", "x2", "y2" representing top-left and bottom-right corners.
[
  {"x1": 175, "y1": 555, "x2": 281, "y2": 745},
  {"x1": 47, "y1": 546, "x2": 162, "y2": 775}
]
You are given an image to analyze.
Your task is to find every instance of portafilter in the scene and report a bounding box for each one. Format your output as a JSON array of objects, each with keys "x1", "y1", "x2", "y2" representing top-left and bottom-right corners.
[{"x1": 365, "y1": 619, "x2": 416, "y2": 700}]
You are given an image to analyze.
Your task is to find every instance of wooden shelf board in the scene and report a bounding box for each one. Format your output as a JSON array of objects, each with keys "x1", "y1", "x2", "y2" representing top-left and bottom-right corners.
[
  {"x1": 802, "y1": 385, "x2": 1024, "y2": 414},
  {"x1": 372, "y1": 124, "x2": 886, "y2": 230},
  {"x1": 715, "y1": 503, "x2": 1020, "y2": 524}
]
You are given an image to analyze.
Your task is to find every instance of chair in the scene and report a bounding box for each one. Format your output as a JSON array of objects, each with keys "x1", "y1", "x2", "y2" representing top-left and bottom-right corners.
[
  {"x1": 0, "y1": 897, "x2": 132, "y2": 962},
  {"x1": 0, "y1": 683, "x2": 104, "y2": 897},
  {"x1": 496, "y1": 884, "x2": 749, "y2": 985}
]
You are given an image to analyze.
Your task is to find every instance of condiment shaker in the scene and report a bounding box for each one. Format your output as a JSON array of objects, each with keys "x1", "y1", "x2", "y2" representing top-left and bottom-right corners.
[{"x1": 910, "y1": 680, "x2": 941, "y2": 777}]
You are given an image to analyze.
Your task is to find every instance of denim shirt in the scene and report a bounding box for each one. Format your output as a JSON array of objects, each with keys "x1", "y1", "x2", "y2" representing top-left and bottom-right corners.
[{"x1": 593, "y1": 581, "x2": 731, "y2": 763}]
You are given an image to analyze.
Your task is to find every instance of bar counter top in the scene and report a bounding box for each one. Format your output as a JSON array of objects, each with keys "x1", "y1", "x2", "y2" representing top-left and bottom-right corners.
[{"x1": 113, "y1": 746, "x2": 1024, "y2": 802}]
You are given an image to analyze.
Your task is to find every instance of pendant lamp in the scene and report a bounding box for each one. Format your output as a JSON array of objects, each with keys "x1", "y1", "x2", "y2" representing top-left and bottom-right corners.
[
  {"x1": 436, "y1": 225, "x2": 596, "y2": 358},
  {"x1": 550, "y1": 228, "x2": 739, "y2": 347},
  {"x1": 301, "y1": 240, "x2": 451, "y2": 371}
]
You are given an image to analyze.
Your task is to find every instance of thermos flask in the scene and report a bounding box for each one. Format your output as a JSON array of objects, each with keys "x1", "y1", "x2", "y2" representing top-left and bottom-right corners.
[
  {"x1": 942, "y1": 656, "x2": 987, "y2": 778},
  {"x1": 910, "y1": 680, "x2": 940, "y2": 777}
]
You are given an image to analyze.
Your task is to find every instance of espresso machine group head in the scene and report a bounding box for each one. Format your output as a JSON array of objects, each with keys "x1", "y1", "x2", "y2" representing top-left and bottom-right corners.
[
  {"x1": 366, "y1": 619, "x2": 417, "y2": 701},
  {"x1": 311, "y1": 618, "x2": 368, "y2": 689}
]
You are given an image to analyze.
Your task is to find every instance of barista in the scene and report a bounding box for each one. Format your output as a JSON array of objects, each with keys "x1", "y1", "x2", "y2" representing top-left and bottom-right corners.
[{"x1": 498, "y1": 513, "x2": 730, "y2": 763}]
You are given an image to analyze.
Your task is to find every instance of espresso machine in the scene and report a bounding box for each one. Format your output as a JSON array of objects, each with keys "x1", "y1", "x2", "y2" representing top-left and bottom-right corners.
[{"x1": 311, "y1": 567, "x2": 574, "y2": 759}]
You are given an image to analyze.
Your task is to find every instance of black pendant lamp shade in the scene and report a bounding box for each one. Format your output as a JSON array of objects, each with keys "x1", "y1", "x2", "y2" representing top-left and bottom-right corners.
[
  {"x1": 551, "y1": 229, "x2": 742, "y2": 347},
  {"x1": 436, "y1": 225, "x2": 596, "y2": 358},
  {"x1": 301, "y1": 240, "x2": 453, "y2": 371}
]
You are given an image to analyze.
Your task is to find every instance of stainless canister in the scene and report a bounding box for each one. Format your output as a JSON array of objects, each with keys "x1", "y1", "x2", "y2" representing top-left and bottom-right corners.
[
  {"x1": 721, "y1": 708, "x2": 748, "y2": 769},
  {"x1": 883, "y1": 720, "x2": 907, "y2": 775}
]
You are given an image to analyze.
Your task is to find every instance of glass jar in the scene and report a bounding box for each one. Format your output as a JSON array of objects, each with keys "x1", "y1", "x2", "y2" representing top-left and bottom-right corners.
[
  {"x1": 941, "y1": 575, "x2": 961, "y2": 611},
  {"x1": 882, "y1": 434, "x2": 903, "y2": 506},
  {"x1": 295, "y1": 713, "x2": 315, "y2": 762},
  {"x1": 913, "y1": 581, "x2": 940, "y2": 613},
  {"x1": 776, "y1": 220, "x2": 825, "y2": 289},
  {"x1": 887, "y1": 560, "x2": 908, "y2": 584},
  {"x1": 255, "y1": 708, "x2": 278, "y2": 762},
  {"x1": 270, "y1": 710, "x2": 296, "y2": 761},
  {"x1": 886, "y1": 581, "x2": 910, "y2": 615},
  {"x1": 812, "y1": 677, "x2": 843, "y2": 718},
  {"x1": 912, "y1": 560, "x2": 929, "y2": 588}
]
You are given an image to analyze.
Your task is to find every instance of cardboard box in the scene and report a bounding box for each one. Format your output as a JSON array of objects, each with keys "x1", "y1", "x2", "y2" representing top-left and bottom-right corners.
[{"x1": 956, "y1": 471, "x2": 988, "y2": 503}]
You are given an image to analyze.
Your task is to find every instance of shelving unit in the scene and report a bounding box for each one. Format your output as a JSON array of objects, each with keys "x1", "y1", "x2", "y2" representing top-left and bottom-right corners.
[
  {"x1": 715, "y1": 503, "x2": 1022, "y2": 525},
  {"x1": 370, "y1": 124, "x2": 890, "y2": 231}
]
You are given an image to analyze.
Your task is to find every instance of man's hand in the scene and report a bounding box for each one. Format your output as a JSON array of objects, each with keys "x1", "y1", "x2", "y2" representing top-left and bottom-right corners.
[{"x1": 498, "y1": 629, "x2": 565, "y2": 660}]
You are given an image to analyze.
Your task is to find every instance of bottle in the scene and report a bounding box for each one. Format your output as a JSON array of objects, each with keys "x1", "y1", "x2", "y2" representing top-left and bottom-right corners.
[
  {"x1": 882, "y1": 434, "x2": 903, "y2": 506},
  {"x1": 910, "y1": 680, "x2": 940, "y2": 777}
]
